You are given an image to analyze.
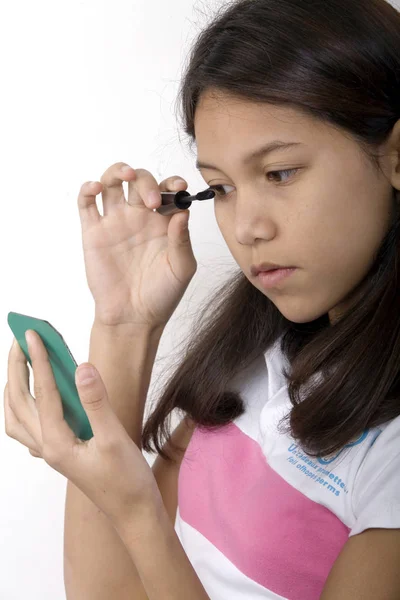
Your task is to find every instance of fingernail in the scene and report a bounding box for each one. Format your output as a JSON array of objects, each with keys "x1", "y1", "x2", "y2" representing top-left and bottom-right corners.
[
  {"x1": 148, "y1": 190, "x2": 160, "y2": 207},
  {"x1": 121, "y1": 165, "x2": 133, "y2": 173},
  {"x1": 174, "y1": 179, "x2": 186, "y2": 187},
  {"x1": 77, "y1": 366, "x2": 96, "y2": 384}
]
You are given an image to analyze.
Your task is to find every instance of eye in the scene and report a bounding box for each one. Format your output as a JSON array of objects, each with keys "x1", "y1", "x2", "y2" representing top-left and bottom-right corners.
[
  {"x1": 267, "y1": 168, "x2": 300, "y2": 184},
  {"x1": 209, "y1": 168, "x2": 301, "y2": 199}
]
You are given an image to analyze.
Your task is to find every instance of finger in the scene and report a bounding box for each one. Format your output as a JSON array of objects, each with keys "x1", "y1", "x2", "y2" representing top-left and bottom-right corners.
[
  {"x1": 158, "y1": 176, "x2": 188, "y2": 197},
  {"x1": 77, "y1": 181, "x2": 102, "y2": 232},
  {"x1": 166, "y1": 208, "x2": 197, "y2": 280},
  {"x1": 77, "y1": 160, "x2": 137, "y2": 227},
  {"x1": 25, "y1": 330, "x2": 76, "y2": 449},
  {"x1": 97, "y1": 162, "x2": 139, "y2": 217},
  {"x1": 7, "y1": 340, "x2": 44, "y2": 447},
  {"x1": 7, "y1": 338, "x2": 30, "y2": 395},
  {"x1": 29, "y1": 448, "x2": 43, "y2": 458},
  {"x1": 158, "y1": 176, "x2": 188, "y2": 193},
  {"x1": 129, "y1": 173, "x2": 188, "y2": 212},
  {"x1": 4, "y1": 382, "x2": 43, "y2": 452},
  {"x1": 125, "y1": 167, "x2": 162, "y2": 209},
  {"x1": 128, "y1": 172, "x2": 188, "y2": 210},
  {"x1": 75, "y1": 362, "x2": 128, "y2": 447}
]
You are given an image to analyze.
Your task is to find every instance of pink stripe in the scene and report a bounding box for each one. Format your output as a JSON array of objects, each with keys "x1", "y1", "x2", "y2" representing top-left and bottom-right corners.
[{"x1": 178, "y1": 422, "x2": 350, "y2": 600}]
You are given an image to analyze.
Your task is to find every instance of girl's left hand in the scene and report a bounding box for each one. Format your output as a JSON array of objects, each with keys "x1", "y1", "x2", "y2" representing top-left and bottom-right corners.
[{"x1": 4, "y1": 329, "x2": 163, "y2": 535}]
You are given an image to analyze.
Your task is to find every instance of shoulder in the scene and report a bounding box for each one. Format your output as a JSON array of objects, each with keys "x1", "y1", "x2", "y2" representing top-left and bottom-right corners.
[
  {"x1": 321, "y1": 416, "x2": 400, "y2": 598},
  {"x1": 350, "y1": 414, "x2": 400, "y2": 537},
  {"x1": 321, "y1": 527, "x2": 400, "y2": 599}
]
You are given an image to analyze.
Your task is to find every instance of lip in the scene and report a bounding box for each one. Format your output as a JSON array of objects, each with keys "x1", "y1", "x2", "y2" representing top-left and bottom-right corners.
[
  {"x1": 250, "y1": 262, "x2": 295, "y2": 277},
  {"x1": 257, "y1": 267, "x2": 297, "y2": 289}
]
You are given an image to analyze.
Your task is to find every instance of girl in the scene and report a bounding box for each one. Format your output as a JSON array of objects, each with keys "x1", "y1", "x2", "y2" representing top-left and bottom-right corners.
[{"x1": 5, "y1": 0, "x2": 400, "y2": 598}]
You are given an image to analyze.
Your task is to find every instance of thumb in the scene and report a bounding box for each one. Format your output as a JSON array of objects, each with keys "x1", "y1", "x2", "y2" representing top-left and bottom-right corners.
[
  {"x1": 167, "y1": 209, "x2": 197, "y2": 280},
  {"x1": 75, "y1": 363, "x2": 123, "y2": 441}
]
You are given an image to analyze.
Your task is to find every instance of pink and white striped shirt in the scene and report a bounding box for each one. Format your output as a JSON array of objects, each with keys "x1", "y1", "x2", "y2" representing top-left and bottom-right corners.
[{"x1": 174, "y1": 335, "x2": 400, "y2": 599}]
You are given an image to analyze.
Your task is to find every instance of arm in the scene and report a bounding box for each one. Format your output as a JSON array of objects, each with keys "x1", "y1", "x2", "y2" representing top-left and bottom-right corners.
[
  {"x1": 117, "y1": 499, "x2": 211, "y2": 600},
  {"x1": 320, "y1": 528, "x2": 400, "y2": 599},
  {"x1": 64, "y1": 320, "x2": 163, "y2": 599}
]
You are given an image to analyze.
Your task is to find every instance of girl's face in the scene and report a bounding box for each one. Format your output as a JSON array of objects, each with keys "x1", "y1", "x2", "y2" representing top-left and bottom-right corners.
[{"x1": 194, "y1": 90, "x2": 400, "y2": 325}]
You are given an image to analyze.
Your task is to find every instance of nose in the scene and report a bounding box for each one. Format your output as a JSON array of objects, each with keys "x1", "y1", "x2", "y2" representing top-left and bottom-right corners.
[{"x1": 234, "y1": 192, "x2": 277, "y2": 245}]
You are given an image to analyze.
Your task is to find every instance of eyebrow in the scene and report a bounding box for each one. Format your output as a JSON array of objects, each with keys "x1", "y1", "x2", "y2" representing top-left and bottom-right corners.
[{"x1": 195, "y1": 140, "x2": 304, "y2": 171}]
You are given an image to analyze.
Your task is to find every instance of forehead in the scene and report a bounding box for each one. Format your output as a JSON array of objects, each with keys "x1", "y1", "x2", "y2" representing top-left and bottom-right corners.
[
  {"x1": 195, "y1": 91, "x2": 308, "y2": 132},
  {"x1": 194, "y1": 89, "x2": 339, "y2": 152}
]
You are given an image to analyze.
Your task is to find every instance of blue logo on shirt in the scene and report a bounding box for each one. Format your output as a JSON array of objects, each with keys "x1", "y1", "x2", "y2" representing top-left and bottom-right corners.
[{"x1": 317, "y1": 429, "x2": 369, "y2": 464}]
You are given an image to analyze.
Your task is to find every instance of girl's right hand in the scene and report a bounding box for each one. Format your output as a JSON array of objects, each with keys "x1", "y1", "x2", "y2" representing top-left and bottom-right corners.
[{"x1": 77, "y1": 162, "x2": 197, "y2": 330}]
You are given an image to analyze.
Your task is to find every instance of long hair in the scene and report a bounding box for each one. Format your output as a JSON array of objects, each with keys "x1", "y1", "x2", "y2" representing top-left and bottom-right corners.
[{"x1": 142, "y1": 0, "x2": 400, "y2": 462}]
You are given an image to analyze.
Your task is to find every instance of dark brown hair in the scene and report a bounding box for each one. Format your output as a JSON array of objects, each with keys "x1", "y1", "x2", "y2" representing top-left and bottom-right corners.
[{"x1": 141, "y1": 0, "x2": 400, "y2": 462}]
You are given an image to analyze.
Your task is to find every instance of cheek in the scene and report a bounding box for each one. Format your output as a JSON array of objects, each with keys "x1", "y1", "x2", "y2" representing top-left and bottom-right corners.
[
  {"x1": 214, "y1": 204, "x2": 231, "y2": 240},
  {"x1": 214, "y1": 207, "x2": 247, "y2": 268},
  {"x1": 303, "y1": 200, "x2": 390, "y2": 295}
]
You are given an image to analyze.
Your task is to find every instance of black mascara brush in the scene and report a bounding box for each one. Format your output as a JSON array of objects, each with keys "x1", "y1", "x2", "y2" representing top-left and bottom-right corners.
[{"x1": 156, "y1": 188, "x2": 216, "y2": 216}]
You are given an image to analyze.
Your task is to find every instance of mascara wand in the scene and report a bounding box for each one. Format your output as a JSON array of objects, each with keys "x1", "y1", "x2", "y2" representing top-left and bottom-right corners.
[{"x1": 157, "y1": 188, "x2": 216, "y2": 216}]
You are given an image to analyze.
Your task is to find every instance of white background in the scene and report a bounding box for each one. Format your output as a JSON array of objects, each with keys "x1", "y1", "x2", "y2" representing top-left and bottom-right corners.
[{"x1": 1, "y1": 0, "x2": 399, "y2": 598}]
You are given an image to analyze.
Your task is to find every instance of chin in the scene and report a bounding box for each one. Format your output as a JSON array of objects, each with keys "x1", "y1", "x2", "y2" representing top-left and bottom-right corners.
[{"x1": 271, "y1": 298, "x2": 328, "y2": 324}]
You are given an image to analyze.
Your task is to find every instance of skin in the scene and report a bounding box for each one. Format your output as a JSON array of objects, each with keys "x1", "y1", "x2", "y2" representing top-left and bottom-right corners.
[{"x1": 194, "y1": 89, "x2": 400, "y2": 325}]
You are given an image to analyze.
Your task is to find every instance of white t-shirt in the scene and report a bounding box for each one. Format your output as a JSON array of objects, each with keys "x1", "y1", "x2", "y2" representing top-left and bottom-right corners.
[{"x1": 174, "y1": 335, "x2": 400, "y2": 599}]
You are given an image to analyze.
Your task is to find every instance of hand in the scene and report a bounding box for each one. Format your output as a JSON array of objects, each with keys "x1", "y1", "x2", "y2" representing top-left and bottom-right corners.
[
  {"x1": 4, "y1": 331, "x2": 163, "y2": 534},
  {"x1": 78, "y1": 163, "x2": 198, "y2": 329}
]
